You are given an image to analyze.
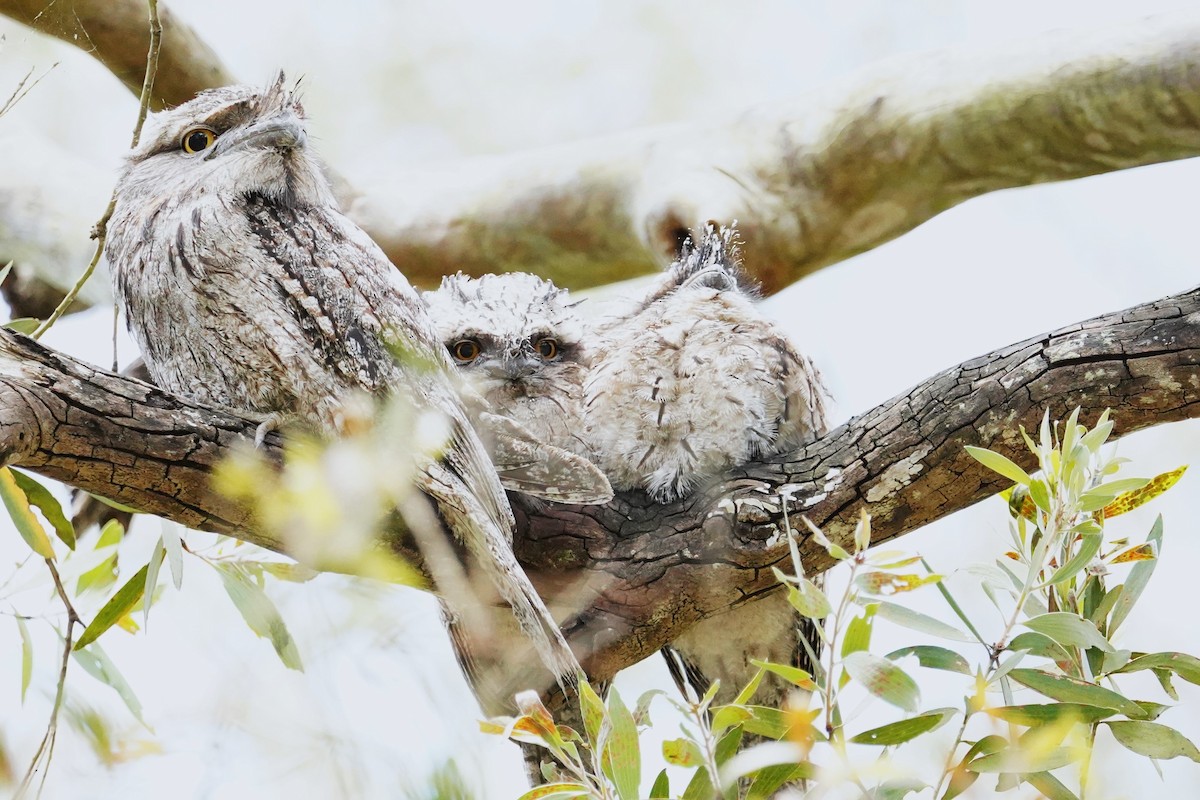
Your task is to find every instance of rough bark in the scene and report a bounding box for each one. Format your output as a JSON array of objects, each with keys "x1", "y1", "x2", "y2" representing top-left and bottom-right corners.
[
  {"x1": 2, "y1": 285, "x2": 1197, "y2": 693},
  {"x1": 2, "y1": 8, "x2": 1200, "y2": 298}
]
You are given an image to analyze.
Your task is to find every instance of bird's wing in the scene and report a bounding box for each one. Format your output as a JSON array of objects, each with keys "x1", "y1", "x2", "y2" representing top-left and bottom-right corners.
[{"x1": 476, "y1": 411, "x2": 614, "y2": 505}]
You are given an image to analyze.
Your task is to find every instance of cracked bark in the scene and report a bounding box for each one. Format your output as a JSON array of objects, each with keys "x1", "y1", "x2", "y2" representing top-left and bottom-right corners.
[{"x1": 2, "y1": 285, "x2": 1197, "y2": 698}]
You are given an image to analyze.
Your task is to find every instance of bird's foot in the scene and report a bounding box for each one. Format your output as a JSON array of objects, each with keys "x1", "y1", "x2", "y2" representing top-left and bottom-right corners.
[{"x1": 253, "y1": 412, "x2": 286, "y2": 449}]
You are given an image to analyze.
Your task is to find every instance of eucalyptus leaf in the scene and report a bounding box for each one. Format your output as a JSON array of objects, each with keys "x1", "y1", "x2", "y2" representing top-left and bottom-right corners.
[
  {"x1": 1006, "y1": 669, "x2": 1142, "y2": 717},
  {"x1": 964, "y1": 446, "x2": 1033, "y2": 485},
  {"x1": 850, "y1": 708, "x2": 956, "y2": 745},
  {"x1": 215, "y1": 563, "x2": 303, "y2": 671},
  {"x1": 0, "y1": 466, "x2": 56, "y2": 559},
  {"x1": 885, "y1": 645, "x2": 971, "y2": 674},
  {"x1": 17, "y1": 615, "x2": 32, "y2": 703},
  {"x1": 9, "y1": 469, "x2": 75, "y2": 549},
  {"x1": 75, "y1": 562, "x2": 153, "y2": 650},
  {"x1": 1108, "y1": 515, "x2": 1162, "y2": 635},
  {"x1": 843, "y1": 651, "x2": 919, "y2": 712},
  {"x1": 1105, "y1": 720, "x2": 1200, "y2": 762},
  {"x1": 875, "y1": 601, "x2": 974, "y2": 642},
  {"x1": 1022, "y1": 612, "x2": 1112, "y2": 652},
  {"x1": 604, "y1": 688, "x2": 640, "y2": 800}
]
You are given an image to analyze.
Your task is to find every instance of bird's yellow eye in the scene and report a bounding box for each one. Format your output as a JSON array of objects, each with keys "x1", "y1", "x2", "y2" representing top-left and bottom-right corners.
[
  {"x1": 181, "y1": 128, "x2": 218, "y2": 154},
  {"x1": 451, "y1": 340, "x2": 481, "y2": 363},
  {"x1": 535, "y1": 338, "x2": 559, "y2": 360}
]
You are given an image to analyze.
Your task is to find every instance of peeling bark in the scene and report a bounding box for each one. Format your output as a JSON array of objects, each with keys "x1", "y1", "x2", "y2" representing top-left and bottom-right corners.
[{"x1": 2, "y1": 285, "x2": 1197, "y2": 695}]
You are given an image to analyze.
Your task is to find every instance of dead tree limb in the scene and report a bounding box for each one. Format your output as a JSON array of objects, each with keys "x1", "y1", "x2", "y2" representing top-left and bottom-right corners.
[
  {"x1": 2, "y1": 9, "x2": 1200, "y2": 298},
  {"x1": 2, "y1": 284, "x2": 1197, "y2": 693}
]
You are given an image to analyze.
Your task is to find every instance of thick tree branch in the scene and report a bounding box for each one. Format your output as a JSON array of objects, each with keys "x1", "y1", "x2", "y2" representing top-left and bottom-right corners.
[
  {"x1": 0, "y1": 0, "x2": 232, "y2": 109},
  {"x1": 2, "y1": 285, "x2": 1197, "y2": 690},
  {"x1": 2, "y1": 10, "x2": 1200, "y2": 299}
]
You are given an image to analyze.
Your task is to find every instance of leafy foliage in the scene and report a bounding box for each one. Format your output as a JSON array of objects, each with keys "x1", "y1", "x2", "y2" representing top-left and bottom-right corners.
[{"x1": 496, "y1": 408, "x2": 1196, "y2": 798}]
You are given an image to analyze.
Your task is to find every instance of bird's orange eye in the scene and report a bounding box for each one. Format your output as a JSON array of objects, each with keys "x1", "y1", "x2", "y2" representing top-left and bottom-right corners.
[
  {"x1": 451, "y1": 340, "x2": 481, "y2": 363},
  {"x1": 181, "y1": 128, "x2": 218, "y2": 154},
  {"x1": 535, "y1": 338, "x2": 559, "y2": 360}
]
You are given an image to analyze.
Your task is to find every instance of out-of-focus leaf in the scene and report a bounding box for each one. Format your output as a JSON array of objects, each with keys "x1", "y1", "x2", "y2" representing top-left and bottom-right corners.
[
  {"x1": 681, "y1": 766, "x2": 714, "y2": 800},
  {"x1": 1109, "y1": 515, "x2": 1163, "y2": 635},
  {"x1": 9, "y1": 469, "x2": 74, "y2": 549},
  {"x1": 1022, "y1": 612, "x2": 1112, "y2": 652},
  {"x1": 1006, "y1": 669, "x2": 1142, "y2": 717},
  {"x1": 75, "y1": 553, "x2": 118, "y2": 595},
  {"x1": 649, "y1": 770, "x2": 670, "y2": 798},
  {"x1": 711, "y1": 707, "x2": 753, "y2": 739},
  {"x1": 870, "y1": 779, "x2": 927, "y2": 799},
  {"x1": 855, "y1": 572, "x2": 942, "y2": 595},
  {"x1": 866, "y1": 551, "x2": 922, "y2": 569},
  {"x1": 578, "y1": 679, "x2": 605, "y2": 747},
  {"x1": 1105, "y1": 721, "x2": 1200, "y2": 762},
  {"x1": 886, "y1": 645, "x2": 971, "y2": 675},
  {"x1": 1024, "y1": 770, "x2": 1079, "y2": 800},
  {"x1": 515, "y1": 783, "x2": 590, "y2": 800},
  {"x1": 1115, "y1": 652, "x2": 1200, "y2": 686},
  {"x1": 742, "y1": 706, "x2": 794, "y2": 740},
  {"x1": 0, "y1": 261, "x2": 11, "y2": 285},
  {"x1": 161, "y1": 522, "x2": 184, "y2": 589},
  {"x1": 664, "y1": 737, "x2": 704, "y2": 767},
  {"x1": 74, "y1": 642, "x2": 146, "y2": 726},
  {"x1": 215, "y1": 563, "x2": 303, "y2": 671},
  {"x1": 785, "y1": 577, "x2": 831, "y2": 619},
  {"x1": 875, "y1": 601, "x2": 974, "y2": 642},
  {"x1": 1028, "y1": 478, "x2": 1052, "y2": 514},
  {"x1": 843, "y1": 651, "x2": 919, "y2": 712},
  {"x1": 75, "y1": 562, "x2": 154, "y2": 650},
  {"x1": 0, "y1": 466, "x2": 56, "y2": 559},
  {"x1": 604, "y1": 688, "x2": 639, "y2": 800},
  {"x1": 842, "y1": 608, "x2": 874, "y2": 658},
  {"x1": 17, "y1": 616, "x2": 32, "y2": 703},
  {"x1": 853, "y1": 508, "x2": 872, "y2": 553},
  {"x1": 1039, "y1": 533, "x2": 1101, "y2": 588},
  {"x1": 967, "y1": 746, "x2": 1072, "y2": 774},
  {"x1": 964, "y1": 446, "x2": 1032, "y2": 486},
  {"x1": 96, "y1": 519, "x2": 125, "y2": 547},
  {"x1": 1102, "y1": 467, "x2": 1186, "y2": 518},
  {"x1": 4, "y1": 318, "x2": 39, "y2": 334},
  {"x1": 988, "y1": 703, "x2": 1114, "y2": 726},
  {"x1": 747, "y1": 764, "x2": 811, "y2": 800},
  {"x1": 941, "y1": 735, "x2": 1006, "y2": 800},
  {"x1": 144, "y1": 537, "x2": 166, "y2": 627},
  {"x1": 850, "y1": 708, "x2": 956, "y2": 745},
  {"x1": 801, "y1": 516, "x2": 850, "y2": 560},
  {"x1": 749, "y1": 659, "x2": 815, "y2": 690}
]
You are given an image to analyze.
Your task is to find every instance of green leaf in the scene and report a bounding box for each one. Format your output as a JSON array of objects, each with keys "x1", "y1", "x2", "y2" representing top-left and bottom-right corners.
[
  {"x1": 578, "y1": 679, "x2": 605, "y2": 747},
  {"x1": 1007, "y1": 632, "x2": 1072, "y2": 663},
  {"x1": 886, "y1": 645, "x2": 971, "y2": 675},
  {"x1": 1115, "y1": 652, "x2": 1200, "y2": 687},
  {"x1": 4, "y1": 318, "x2": 40, "y2": 334},
  {"x1": 1022, "y1": 612, "x2": 1112, "y2": 652},
  {"x1": 710, "y1": 705, "x2": 753, "y2": 738},
  {"x1": 604, "y1": 688, "x2": 640, "y2": 800},
  {"x1": 0, "y1": 466, "x2": 56, "y2": 559},
  {"x1": 967, "y1": 746, "x2": 1073, "y2": 774},
  {"x1": 747, "y1": 764, "x2": 811, "y2": 800},
  {"x1": 75, "y1": 562, "x2": 153, "y2": 650},
  {"x1": 1006, "y1": 669, "x2": 1142, "y2": 717},
  {"x1": 714, "y1": 726, "x2": 743, "y2": 766},
  {"x1": 749, "y1": 658, "x2": 815, "y2": 690},
  {"x1": 742, "y1": 705, "x2": 794, "y2": 740},
  {"x1": 785, "y1": 577, "x2": 831, "y2": 618},
  {"x1": 841, "y1": 608, "x2": 874, "y2": 658},
  {"x1": 144, "y1": 537, "x2": 166, "y2": 627},
  {"x1": 9, "y1": 469, "x2": 75, "y2": 549},
  {"x1": 96, "y1": 519, "x2": 125, "y2": 547},
  {"x1": 649, "y1": 770, "x2": 670, "y2": 799},
  {"x1": 1105, "y1": 721, "x2": 1200, "y2": 762},
  {"x1": 681, "y1": 766, "x2": 714, "y2": 800},
  {"x1": 16, "y1": 616, "x2": 32, "y2": 703},
  {"x1": 843, "y1": 651, "x2": 919, "y2": 712},
  {"x1": 875, "y1": 601, "x2": 974, "y2": 642},
  {"x1": 988, "y1": 703, "x2": 1115, "y2": 726},
  {"x1": 941, "y1": 735, "x2": 1006, "y2": 800},
  {"x1": 215, "y1": 563, "x2": 303, "y2": 671},
  {"x1": 1028, "y1": 478, "x2": 1052, "y2": 515},
  {"x1": 1024, "y1": 770, "x2": 1079, "y2": 800},
  {"x1": 964, "y1": 446, "x2": 1033, "y2": 486},
  {"x1": 1108, "y1": 515, "x2": 1162, "y2": 635},
  {"x1": 663, "y1": 738, "x2": 705, "y2": 767},
  {"x1": 1039, "y1": 533, "x2": 1101, "y2": 588},
  {"x1": 851, "y1": 708, "x2": 956, "y2": 745},
  {"x1": 76, "y1": 552, "x2": 118, "y2": 595}
]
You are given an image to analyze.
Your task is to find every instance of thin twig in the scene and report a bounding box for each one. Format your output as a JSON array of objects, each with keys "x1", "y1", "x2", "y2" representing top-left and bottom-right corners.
[
  {"x1": 30, "y1": 0, "x2": 161, "y2": 340},
  {"x1": 14, "y1": 560, "x2": 81, "y2": 799}
]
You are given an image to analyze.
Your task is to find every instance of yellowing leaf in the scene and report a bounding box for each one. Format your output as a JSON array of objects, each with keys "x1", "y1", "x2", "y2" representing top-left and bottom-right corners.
[
  {"x1": 16, "y1": 616, "x2": 32, "y2": 703},
  {"x1": 9, "y1": 469, "x2": 75, "y2": 549},
  {"x1": 0, "y1": 467, "x2": 55, "y2": 559},
  {"x1": 604, "y1": 689, "x2": 640, "y2": 800},
  {"x1": 964, "y1": 446, "x2": 1033, "y2": 486},
  {"x1": 1102, "y1": 466, "x2": 1186, "y2": 518},
  {"x1": 1109, "y1": 544, "x2": 1156, "y2": 564},
  {"x1": 854, "y1": 571, "x2": 942, "y2": 595},
  {"x1": 662, "y1": 737, "x2": 704, "y2": 767}
]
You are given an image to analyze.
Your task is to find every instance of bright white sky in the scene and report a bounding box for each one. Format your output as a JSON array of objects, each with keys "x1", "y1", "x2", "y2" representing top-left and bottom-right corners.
[{"x1": 2, "y1": 2, "x2": 1200, "y2": 798}]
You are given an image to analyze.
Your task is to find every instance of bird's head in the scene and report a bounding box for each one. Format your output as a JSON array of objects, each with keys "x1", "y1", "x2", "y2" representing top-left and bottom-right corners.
[
  {"x1": 116, "y1": 73, "x2": 334, "y2": 211},
  {"x1": 423, "y1": 272, "x2": 589, "y2": 400}
]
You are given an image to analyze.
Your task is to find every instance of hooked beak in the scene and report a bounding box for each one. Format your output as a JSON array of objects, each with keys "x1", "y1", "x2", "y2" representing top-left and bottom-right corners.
[
  {"x1": 488, "y1": 356, "x2": 540, "y2": 382},
  {"x1": 206, "y1": 113, "x2": 307, "y2": 161}
]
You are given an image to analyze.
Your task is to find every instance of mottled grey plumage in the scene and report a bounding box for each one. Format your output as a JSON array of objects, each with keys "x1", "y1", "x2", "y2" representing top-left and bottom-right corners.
[
  {"x1": 423, "y1": 273, "x2": 609, "y2": 505},
  {"x1": 105, "y1": 76, "x2": 579, "y2": 685},
  {"x1": 586, "y1": 224, "x2": 828, "y2": 706}
]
